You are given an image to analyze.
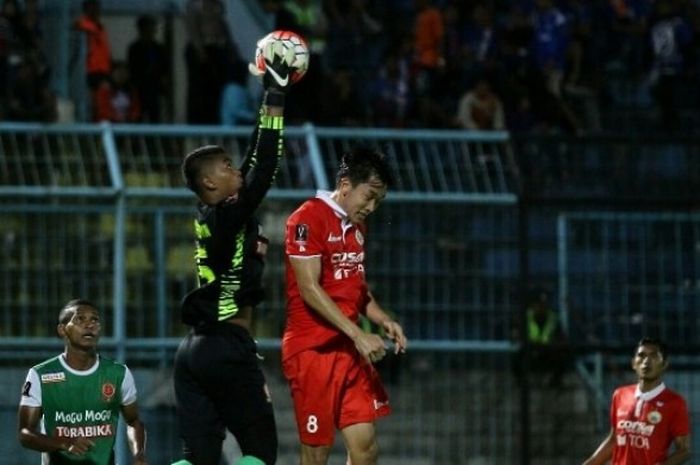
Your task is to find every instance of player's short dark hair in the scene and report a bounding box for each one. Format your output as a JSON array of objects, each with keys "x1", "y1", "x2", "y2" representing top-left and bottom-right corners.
[
  {"x1": 637, "y1": 337, "x2": 668, "y2": 361},
  {"x1": 336, "y1": 146, "x2": 394, "y2": 188},
  {"x1": 59, "y1": 299, "x2": 98, "y2": 324},
  {"x1": 181, "y1": 145, "x2": 226, "y2": 193}
]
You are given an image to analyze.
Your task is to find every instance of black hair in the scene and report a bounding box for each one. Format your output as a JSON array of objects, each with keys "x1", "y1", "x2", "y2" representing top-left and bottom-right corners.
[
  {"x1": 181, "y1": 145, "x2": 227, "y2": 193},
  {"x1": 136, "y1": 15, "x2": 155, "y2": 32},
  {"x1": 335, "y1": 146, "x2": 394, "y2": 188},
  {"x1": 59, "y1": 299, "x2": 98, "y2": 324},
  {"x1": 637, "y1": 337, "x2": 668, "y2": 361}
]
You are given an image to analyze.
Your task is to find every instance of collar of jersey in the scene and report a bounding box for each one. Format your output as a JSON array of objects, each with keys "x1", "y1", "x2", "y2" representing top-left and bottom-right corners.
[
  {"x1": 316, "y1": 190, "x2": 348, "y2": 219},
  {"x1": 59, "y1": 353, "x2": 100, "y2": 376},
  {"x1": 634, "y1": 382, "x2": 666, "y2": 401}
]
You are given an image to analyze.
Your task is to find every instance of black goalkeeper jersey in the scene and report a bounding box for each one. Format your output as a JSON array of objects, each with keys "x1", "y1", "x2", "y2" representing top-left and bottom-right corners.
[{"x1": 181, "y1": 115, "x2": 284, "y2": 325}]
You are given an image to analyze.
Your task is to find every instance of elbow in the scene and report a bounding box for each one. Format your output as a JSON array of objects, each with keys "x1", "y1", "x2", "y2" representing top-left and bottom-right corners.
[
  {"x1": 297, "y1": 283, "x2": 316, "y2": 303},
  {"x1": 18, "y1": 429, "x2": 32, "y2": 448}
]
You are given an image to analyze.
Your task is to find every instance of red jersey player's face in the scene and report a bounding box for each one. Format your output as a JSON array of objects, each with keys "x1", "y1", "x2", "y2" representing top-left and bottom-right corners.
[
  {"x1": 59, "y1": 305, "x2": 101, "y2": 350},
  {"x1": 341, "y1": 176, "x2": 387, "y2": 224},
  {"x1": 632, "y1": 344, "x2": 667, "y2": 383}
]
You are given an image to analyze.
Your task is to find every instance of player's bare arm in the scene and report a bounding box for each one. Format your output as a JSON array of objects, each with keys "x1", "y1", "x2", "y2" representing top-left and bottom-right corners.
[
  {"x1": 18, "y1": 405, "x2": 94, "y2": 455},
  {"x1": 121, "y1": 402, "x2": 148, "y2": 465},
  {"x1": 581, "y1": 428, "x2": 614, "y2": 465},
  {"x1": 365, "y1": 291, "x2": 407, "y2": 354},
  {"x1": 289, "y1": 255, "x2": 386, "y2": 363},
  {"x1": 662, "y1": 435, "x2": 691, "y2": 465}
]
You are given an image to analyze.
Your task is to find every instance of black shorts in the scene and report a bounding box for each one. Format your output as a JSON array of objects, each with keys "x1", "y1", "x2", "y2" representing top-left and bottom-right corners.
[{"x1": 174, "y1": 322, "x2": 276, "y2": 463}]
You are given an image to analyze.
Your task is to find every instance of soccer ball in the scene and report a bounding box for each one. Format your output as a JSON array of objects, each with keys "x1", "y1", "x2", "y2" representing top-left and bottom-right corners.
[{"x1": 253, "y1": 30, "x2": 309, "y2": 84}]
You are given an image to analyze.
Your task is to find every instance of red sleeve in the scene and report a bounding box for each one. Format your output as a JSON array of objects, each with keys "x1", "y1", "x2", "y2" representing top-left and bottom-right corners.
[
  {"x1": 285, "y1": 205, "x2": 325, "y2": 257},
  {"x1": 670, "y1": 396, "x2": 691, "y2": 437},
  {"x1": 610, "y1": 389, "x2": 619, "y2": 429}
]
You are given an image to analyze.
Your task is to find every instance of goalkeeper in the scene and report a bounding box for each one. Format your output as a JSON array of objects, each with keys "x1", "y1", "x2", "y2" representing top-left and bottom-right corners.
[{"x1": 173, "y1": 40, "x2": 295, "y2": 465}]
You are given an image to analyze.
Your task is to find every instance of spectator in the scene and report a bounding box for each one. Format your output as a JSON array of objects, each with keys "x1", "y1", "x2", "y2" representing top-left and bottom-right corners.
[
  {"x1": 219, "y1": 61, "x2": 255, "y2": 126},
  {"x1": 73, "y1": 0, "x2": 111, "y2": 120},
  {"x1": 370, "y1": 48, "x2": 411, "y2": 128},
  {"x1": 127, "y1": 15, "x2": 169, "y2": 122},
  {"x1": 412, "y1": 0, "x2": 444, "y2": 97},
  {"x1": 259, "y1": 0, "x2": 296, "y2": 30},
  {"x1": 514, "y1": 288, "x2": 572, "y2": 387},
  {"x1": 319, "y1": 68, "x2": 368, "y2": 127},
  {"x1": 184, "y1": 0, "x2": 240, "y2": 124},
  {"x1": 456, "y1": 77, "x2": 505, "y2": 130},
  {"x1": 6, "y1": 59, "x2": 56, "y2": 122},
  {"x1": 281, "y1": 0, "x2": 328, "y2": 123},
  {"x1": 530, "y1": 0, "x2": 571, "y2": 97},
  {"x1": 94, "y1": 62, "x2": 141, "y2": 123},
  {"x1": 647, "y1": 0, "x2": 693, "y2": 131}
]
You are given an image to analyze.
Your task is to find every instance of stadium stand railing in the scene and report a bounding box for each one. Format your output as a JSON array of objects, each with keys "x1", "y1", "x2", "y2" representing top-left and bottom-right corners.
[{"x1": 2, "y1": 123, "x2": 700, "y2": 464}]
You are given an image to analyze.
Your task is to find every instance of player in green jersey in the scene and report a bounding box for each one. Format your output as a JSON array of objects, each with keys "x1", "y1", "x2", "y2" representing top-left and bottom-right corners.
[{"x1": 18, "y1": 299, "x2": 148, "y2": 465}]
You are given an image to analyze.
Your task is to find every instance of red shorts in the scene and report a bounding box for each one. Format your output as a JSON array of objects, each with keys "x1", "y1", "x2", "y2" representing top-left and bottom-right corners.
[{"x1": 282, "y1": 339, "x2": 391, "y2": 446}]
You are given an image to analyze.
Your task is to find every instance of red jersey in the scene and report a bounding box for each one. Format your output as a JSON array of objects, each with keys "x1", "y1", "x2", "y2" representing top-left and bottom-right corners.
[
  {"x1": 610, "y1": 383, "x2": 690, "y2": 465},
  {"x1": 283, "y1": 191, "x2": 369, "y2": 361}
]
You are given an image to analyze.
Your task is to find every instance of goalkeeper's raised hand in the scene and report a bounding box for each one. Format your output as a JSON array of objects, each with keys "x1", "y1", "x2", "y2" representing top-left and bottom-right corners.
[{"x1": 248, "y1": 39, "x2": 295, "y2": 93}]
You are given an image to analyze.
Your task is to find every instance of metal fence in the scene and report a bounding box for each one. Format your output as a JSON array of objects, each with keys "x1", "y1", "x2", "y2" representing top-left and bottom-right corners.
[
  {"x1": 2, "y1": 125, "x2": 700, "y2": 464},
  {"x1": 0, "y1": 123, "x2": 523, "y2": 465}
]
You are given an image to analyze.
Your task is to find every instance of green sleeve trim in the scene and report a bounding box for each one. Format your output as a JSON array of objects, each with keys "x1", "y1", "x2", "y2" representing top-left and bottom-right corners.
[{"x1": 259, "y1": 115, "x2": 284, "y2": 130}]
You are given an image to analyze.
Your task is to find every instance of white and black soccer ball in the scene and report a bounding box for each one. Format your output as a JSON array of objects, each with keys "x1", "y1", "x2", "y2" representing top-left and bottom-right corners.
[{"x1": 252, "y1": 30, "x2": 310, "y2": 84}]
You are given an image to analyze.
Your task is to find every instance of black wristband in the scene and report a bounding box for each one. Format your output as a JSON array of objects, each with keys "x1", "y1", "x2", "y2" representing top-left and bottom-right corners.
[{"x1": 263, "y1": 90, "x2": 285, "y2": 107}]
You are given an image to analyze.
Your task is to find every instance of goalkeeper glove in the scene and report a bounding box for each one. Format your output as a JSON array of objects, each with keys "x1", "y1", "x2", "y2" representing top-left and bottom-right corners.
[{"x1": 248, "y1": 40, "x2": 294, "y2": 93}]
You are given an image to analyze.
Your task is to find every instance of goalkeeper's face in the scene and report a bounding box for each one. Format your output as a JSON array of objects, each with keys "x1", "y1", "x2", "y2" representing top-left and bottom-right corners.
[
  {"x1": 202, "y1": 156, "x2": 243, "y2": 202},
  {"x1": 340, "y1": 176, "x2": 387, "y2": 225}
]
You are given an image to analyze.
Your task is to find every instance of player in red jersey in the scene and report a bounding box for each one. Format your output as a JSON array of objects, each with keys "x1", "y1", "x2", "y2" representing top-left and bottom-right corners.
[
  {"x1": 282, "y1": 147, "x2": 408, "y2": 465},
  {"x1": 582, "y1": 337, "x2": 691, "y2": 465}
]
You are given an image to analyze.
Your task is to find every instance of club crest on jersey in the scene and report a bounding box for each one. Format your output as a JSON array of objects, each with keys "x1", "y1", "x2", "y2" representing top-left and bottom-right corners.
[
  {"x1": 355, "y1": 229, "x2": 364, "y2": 245},
  {"x1": 102, "y1": 382, "x2": 116, "y2": 402},
  {"x1": 295, "y1": 224, "x2": 308, "y2": 243},
  {"x1": 647, "y1": 410, "x2": 662, "y2": 424},
  {"x1": 41, "y1": 372, "x2": 66, "y2": 383}
]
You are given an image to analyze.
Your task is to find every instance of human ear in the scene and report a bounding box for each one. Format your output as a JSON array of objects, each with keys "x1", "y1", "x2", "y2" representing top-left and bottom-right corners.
[{"x1": 201, "y1": 175, "x2": 216, "y2": 191}]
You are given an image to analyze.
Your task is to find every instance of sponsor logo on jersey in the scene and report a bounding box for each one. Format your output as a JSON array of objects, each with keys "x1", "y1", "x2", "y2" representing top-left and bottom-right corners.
[
  {"x1": 102, "y1": 383, "x2": 115, "y2": 402},
  {"x1": 22, "y1": 381, "x2": 32, "y2": 397},
  {"x1": 331, "y1": 252, "x2": 365, "y2": 279},
  {"x1": 616, "y1": 419, "x2": 655, "y2": 449},
  {"x1": 56, "y1": 409, "x2": 113, "y2": 424},
  {"x1": 647, "y1": 410, "x2": 662, "y2": 424},
  {"x1": 617, "y1": 419, "x2": 655, "y2": 436},
  {"x1": 355, "y1": 229, "x2": 364, "y2": 245},
  {"x1": 55, "y1": 424, "x2": 114, "y2": 438},
  {"x1": 40, "y1": 372, "x2": 66, "y2": 383},
  {"x1": 327, "y1": 233, "x2": 342, "y2": 242}
]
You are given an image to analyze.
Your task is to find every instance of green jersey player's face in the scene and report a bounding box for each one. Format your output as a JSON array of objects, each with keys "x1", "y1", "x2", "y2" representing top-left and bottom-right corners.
[{"x1": 60, "y1": 305, "x2": 101, "y2": 350}]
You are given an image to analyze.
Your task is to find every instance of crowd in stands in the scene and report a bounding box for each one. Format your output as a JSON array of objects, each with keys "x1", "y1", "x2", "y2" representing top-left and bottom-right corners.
[
  {"x1": 250, "y1": 0, "x2": 700, "y2": 133},
  {"x1": 1, "y1": 0, "x2": 699, "y2": 134}
]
